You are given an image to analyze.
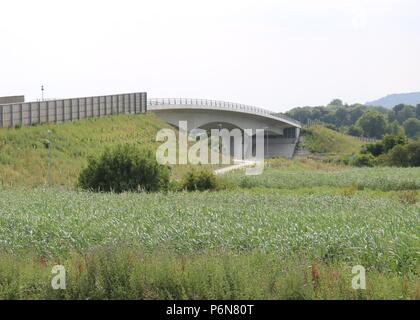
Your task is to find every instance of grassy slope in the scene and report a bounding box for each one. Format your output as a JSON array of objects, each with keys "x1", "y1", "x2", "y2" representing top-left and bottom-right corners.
[
  {"x1": 302, "y1": 125, "x2": 364, "y2": 155},
  {"x1": 0, "y1": 113, "x2": 171, "y2": 187},
  {"x1": 0, "y1": 113, "x2": 225, "y2": 187}
]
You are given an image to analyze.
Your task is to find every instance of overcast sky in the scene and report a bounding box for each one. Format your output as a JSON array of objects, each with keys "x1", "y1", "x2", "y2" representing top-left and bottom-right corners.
[{"x1": 1, "y1": 0, "x2": 419, "y2": 112}]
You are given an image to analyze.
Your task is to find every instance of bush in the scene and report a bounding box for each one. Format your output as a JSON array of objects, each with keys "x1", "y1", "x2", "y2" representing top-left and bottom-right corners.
[
  {"x1": 182, "y1": 169, "x2": 221, "y2": 191},
  {"x1": 386, "y1": 142, "x2": 420, "y2": 167},
  {"x1": 351, "y1": 154, "x2": 375, "y2": 167},
  {"x1": 362, "y1": 142, "x2": 384, "y2": 157},
  {"x1": 347, "y1": 125, "x2": 363, "y2": 137},
  {"x1": 361, "y1": 134, "x2": 407, "y2": 158},
  {"x1": 78, "y1": 144, "x2": 170, "y2": 193},
  {"x1": 406, "y1": 141, "x2": 420, "y2": 166},
  {"x1": 382, "y1": 134, "x2": 407, "y2": 153}
]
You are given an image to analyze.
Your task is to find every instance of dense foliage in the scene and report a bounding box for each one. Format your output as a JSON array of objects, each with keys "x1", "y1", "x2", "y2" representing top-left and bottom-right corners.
[
  {"x1": 285, "y1": 100, "x2": 420, "y2": 139},
  {"x1": 78, "y1": 144, "x2": 170, "y2": 192},
  {"x1": 359, "y1": 135, "x2": 420, "y2": 167}
]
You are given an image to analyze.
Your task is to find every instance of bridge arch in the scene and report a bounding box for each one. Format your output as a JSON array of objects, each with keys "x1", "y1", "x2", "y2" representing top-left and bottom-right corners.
[{"x1": 148, "y1": 98, "x2": 301, "y2": 158}]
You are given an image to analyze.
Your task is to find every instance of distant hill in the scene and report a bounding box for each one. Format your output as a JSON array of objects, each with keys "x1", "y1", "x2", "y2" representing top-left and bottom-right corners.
[{"x1": 366, "y1": 92, "x2": 420, "y2": 108}]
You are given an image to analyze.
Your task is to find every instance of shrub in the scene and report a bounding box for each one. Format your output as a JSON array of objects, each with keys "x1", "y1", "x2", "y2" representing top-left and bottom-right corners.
[
  {"x1": 382, "y1": 134, "x2": 407, "y2": 153},
  {"x1": 384, "y1": 141, "x2": 420, "y2": 167},
  {"x1": 362, "y1": 142, "x2": 384, "y2": 157},
  {"x1": 406, "y1": 141, "x2": 420, "y2": 166},
  {"x1": 78, "y1": 144, "x2": 170, "y2": 193},
  {"x1": 182, "y1": 169, "x2": 220, "y2": 191},
  {"x1": 347, "y1": 125, "x2": 363, "y2": 137},
  {"x1": 362, "y1": 135, "x2": 407, "y2": 157},
  {"x1": 351, "y1": 154, "x2": 374, "y2": 167}
]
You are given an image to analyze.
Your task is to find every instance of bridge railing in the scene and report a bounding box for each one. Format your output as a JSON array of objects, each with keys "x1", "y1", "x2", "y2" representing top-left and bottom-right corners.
[{"x1": 147, "y1": 98, "x2": 301, "y2": 127}]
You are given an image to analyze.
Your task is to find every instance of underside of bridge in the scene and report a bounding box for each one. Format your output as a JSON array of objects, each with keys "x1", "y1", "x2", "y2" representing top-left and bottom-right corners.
[{"x1": 149, "y1": 105, "x2": 301, "y2": 159}]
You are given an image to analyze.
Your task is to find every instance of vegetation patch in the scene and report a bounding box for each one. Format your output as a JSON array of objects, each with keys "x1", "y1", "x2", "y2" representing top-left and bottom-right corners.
[
  {"x1": 78, "y1": 144, "x2": 170, "y2": 193},
  {"x1": 302, "y1": 126, "x2": 363, "y2": 155},
  {"x1": 0, "y1": 249, "x2": 417, "y2": 300}
]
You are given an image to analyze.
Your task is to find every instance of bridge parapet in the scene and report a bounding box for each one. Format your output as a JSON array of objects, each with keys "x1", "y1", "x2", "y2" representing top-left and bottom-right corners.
[{"x1": 148, "y1": 98, "x2": 301, "y2": 128}]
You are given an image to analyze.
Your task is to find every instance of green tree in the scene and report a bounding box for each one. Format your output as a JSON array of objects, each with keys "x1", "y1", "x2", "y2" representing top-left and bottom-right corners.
[
  {"x1": 387, "y1": 145, "x2": 409, "y2": 167},
  {"x1": 388, "y1": 120, "x2": 405, "y2": 136},
  {"x1": 406, "y1": 142, "x2": 420, "y2": 166},
  {"x1": 356, "y1": 111, "x2": 388, "y2": 139},
  {"x1": 334, "y1": 108, "x2": 350, "y2": 126},
  {"x1": 387, "y1": 141, "x2": 420, "y2": 167},
  {"x1": 347, "y1": 125, "x2": 363, "y2": 137},
  {"x1": 403, "y1": 118, "x2": 420, "y2": 139},
  {"x1": 382, "y1": 134, "x2": 407, "y2": 153},
  {"x1": 329, "y1": 99, "x2": 344, "y2": 107},
  {"x1": 394, "y1": 105, "x2": 415, "y2": 124},
  {"x1": 349, "y1": 106, "x2": 365, "y2": 124}
]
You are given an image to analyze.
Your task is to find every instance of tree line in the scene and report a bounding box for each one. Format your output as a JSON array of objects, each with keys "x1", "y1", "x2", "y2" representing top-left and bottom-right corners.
[{"x1": 284, "y1": 99, "x2": 420, "y2": 140}]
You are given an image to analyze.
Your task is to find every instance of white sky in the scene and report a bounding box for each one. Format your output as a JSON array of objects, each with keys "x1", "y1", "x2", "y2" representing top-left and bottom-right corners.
[{"x1": 1, "y1": 0, "x2": 419, "y2": 112}]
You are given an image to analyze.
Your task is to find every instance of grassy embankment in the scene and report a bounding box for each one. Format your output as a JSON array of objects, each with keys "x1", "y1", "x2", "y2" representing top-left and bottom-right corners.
[
  {"x1": 301, "y1": 125, "x2": 364, "y2": 158},
  {"x1": 0, "y1": 113, "x2": 222, "y2": 186}
]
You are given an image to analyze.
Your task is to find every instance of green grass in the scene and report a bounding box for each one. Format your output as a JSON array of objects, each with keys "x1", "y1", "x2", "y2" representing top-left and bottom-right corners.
[
  {"x1": 224, "y1": 162, "x2": 420, "y2": 191},
  {"x1": 0, "y1": 185, "x2": 418, "y2": 299},
  {"x1": 0, "y1": 187, "x2": 418, "y2": 272},
  {"x1": 0, "y1": 249, "x2": 417, "y2": 300},
  {"x1": 0, "y1": 113, "x2": 225, "y2": 187},
  {"x1": 0, "y1": 114, "x2": 171, "y2": 187},
  {"x1": 302, "y1": 125, "x2": 364, "y2": 155}
]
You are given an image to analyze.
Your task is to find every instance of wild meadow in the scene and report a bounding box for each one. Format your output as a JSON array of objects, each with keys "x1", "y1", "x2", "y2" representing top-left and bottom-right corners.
[
  {"x1": 225, "y1": 165, "x2": 420, "y2": 191},
  {"x1": 0, "y1": 178, "x2": 418, "y2": 299}
]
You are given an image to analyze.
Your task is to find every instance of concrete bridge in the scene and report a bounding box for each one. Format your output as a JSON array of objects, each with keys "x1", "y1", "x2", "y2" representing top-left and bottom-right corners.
[{"x1": 148, "y1": 98, "x2": 301, "y2": 159}]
